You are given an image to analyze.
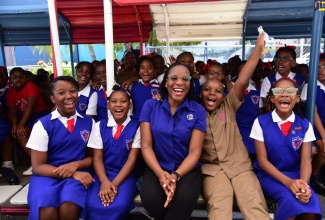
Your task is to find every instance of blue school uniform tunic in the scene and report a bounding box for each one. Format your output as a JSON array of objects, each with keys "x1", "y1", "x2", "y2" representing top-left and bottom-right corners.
[
  {"x1": 236, "y1": 87, "x2": 260, "y2": 153},
  {"x1": 77, "y1": 86, "x2": 97, "y2": 115},
  {"x1": 28, "y1": 114, "x2": 93, "y2": 220},
  {"x1": 86, "y1": 118, "x2": 140, "y2": 220},
  {"x1": 268, "y1": 73, "x2": 305, "y2": 87},
  {"x1": 131, "y1": 80, "x2": 160, "y2": 120},
  {"x1": 139, "y1": 97, "x2": 206, "y2": 172},
  {"x1": 255, "y1": 113, "x2": 322, "y2": 220},
  {"x1": 93, "y1": 89, "x2": 108, "y2": 122}
]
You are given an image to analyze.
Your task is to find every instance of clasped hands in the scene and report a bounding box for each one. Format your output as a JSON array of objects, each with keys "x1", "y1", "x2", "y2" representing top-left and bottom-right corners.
[
  {"x1": 159, "y1": 171, "x2": 177, "y2": 208},
  {"x1": 287, "y1": 179, "x2": 311, "y2": 204},
  {"x1": 98, "y1": 180, "x2": 118, "y2": 207}
]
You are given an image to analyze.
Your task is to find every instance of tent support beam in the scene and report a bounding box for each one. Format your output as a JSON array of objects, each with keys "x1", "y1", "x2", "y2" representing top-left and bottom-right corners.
[
  {"x1": 162, "y1": 4, "x2": 170, "y2": 61},
  {"x1": 48, "y1": 0, "x2": 63, "y2": 77},
  {"x1": 306, "y1": 2, "x2": 324, "y2": 124},
  {"x1": 133, "y1": 5, "x2": 144, "y2": 56},
  {"x1": 104, "y1": 0, "x2": 115, "y2": 96},
  {"x1": 0, "y1": 26, "x2": 6, "y2": 67}
]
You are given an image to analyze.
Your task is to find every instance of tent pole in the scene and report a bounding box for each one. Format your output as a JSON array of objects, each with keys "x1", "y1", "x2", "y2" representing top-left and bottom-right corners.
[
  {"x1": 48, "y1": 0, "x2": 63, "y2": 77},
  {"x1": 306, "y1": 1, "x2": 324, "y2": 124},
  {"x1": 104, "y1": 0, "x2": 115, "y2": 96},
  {"x1": 0, "y1": 27, "x2": 6, "y2": 67}
]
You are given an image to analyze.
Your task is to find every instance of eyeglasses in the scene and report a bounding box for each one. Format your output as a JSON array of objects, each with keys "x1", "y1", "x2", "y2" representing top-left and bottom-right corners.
[
  {"x1": 167, "y1": 75, "x2": 192, "y2": 82},
  {"x1": 207, "y1": 71, "x2": 223, "y2": 76},
  {"x1": 271, "y1": 87, "x2": 298, "y2": 96},
  {"x1": 319, "y1": 65, "x2": 325, "y2": 70},
  {"x1": 273, "y1": 57, "x2": 294, "y2": 63}
]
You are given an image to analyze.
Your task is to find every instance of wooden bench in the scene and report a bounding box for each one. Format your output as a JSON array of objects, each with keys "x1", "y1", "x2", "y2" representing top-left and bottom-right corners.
[
  {"x1": 3, "y1": 184, "x2": 277, "y2": 219},
  {"x1": 133, "y1": 193, "x2": 277, "y2": 219}
]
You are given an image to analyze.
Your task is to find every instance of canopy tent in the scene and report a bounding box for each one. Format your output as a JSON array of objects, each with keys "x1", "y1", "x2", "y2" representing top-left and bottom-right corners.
[{"x1": 0, "y1": 0, "x2": 323, "y2": 123}]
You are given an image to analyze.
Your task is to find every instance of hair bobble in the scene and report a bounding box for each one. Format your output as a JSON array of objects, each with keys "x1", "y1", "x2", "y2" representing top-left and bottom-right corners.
[
  {"x1": 284, "y1": 44, "x2": 296, "y2": 50},
  {"x1": 203, "y1": 60, "x2": 217, "y2": 74}
]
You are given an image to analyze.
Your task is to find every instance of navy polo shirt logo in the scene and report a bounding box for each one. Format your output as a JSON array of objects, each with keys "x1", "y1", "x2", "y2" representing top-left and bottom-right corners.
[
  {"x1": 187, "y1": 114, "x2": 193, "y2": 120},
  {"x1": 80, "y1": 130, "x2": 90, "y2": 143},
  {"x1": 292, "y1": 136, "x2": 303, "y2": 150}
]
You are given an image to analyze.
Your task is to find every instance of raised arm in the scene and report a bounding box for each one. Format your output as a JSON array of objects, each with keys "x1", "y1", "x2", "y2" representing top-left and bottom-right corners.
[{"x1": 233, "y1": 30, "x2": 265, "y2": 101}]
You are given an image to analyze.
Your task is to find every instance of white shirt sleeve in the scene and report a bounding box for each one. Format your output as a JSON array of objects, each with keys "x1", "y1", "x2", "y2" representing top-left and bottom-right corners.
[
  {"x1": 303, "y1": 122, "x2": 316, "y2": 142},
  {"x1": 250, "y1": 118, "x2": 264, "y2": 142},
  {"x1": 300, "y1": 84, "x2": 308, "y2": 101},
  {"x1": 260, "y1": 77, "x2": 271, "y2": 98},
  {"x1": 26, "y1": 121, "x2": 49, "y2": 152},
  {"x1": 132, "y1": 128, "x2": 141, "y2": 148},
  {"x1": 87, "y1": 122, "x2": 104, "y2": 149},
  {"x1": 86, "y1": 92, "x2": 98, "y2": 115}
]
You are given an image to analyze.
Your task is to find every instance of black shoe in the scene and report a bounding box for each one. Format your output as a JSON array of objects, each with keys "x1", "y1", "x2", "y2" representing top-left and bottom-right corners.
[
  {"x1": 0, "y1": 167, "x2": 20, "y2": 185},
  {"x1": 310, "y1": 175, "x2": 325, "y2": 195}
]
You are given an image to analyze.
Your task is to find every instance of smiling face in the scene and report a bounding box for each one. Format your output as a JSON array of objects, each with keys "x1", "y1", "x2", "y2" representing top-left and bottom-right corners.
[
  {"x1": 139, "y1": 60, "x2": 155, "y2": 82},
  {"x1": 177, "y1": 52, "x2": 194, "y2": 71},
  {"x1": 274, "y1": 50, "x2": 296, "y2": 77},
  {"x1": 76, "y1": 63, "x2": 93, "y2": 89},
  {"x1": 50, "y1": 80, "x2": 78, "y2": 118},
  {"x1": 270, "y1": 79, "x2": 300, "y2": 119},
  {"x1": 153, "y1": 56, "x2": 165, "y2": 76},
  {"x1": 205, "y1": 63, "x2": 224, "y2": 81},
  {"x1": 95, "y1": 63, "x2": 107, "y2": 88},
  {"x1": 201, "y1": 79, "x2": 225, "y2": 112},
  {"x1": 165, "y1": 65, "x2": 191, "y2": 105},
  {"x1": 124, "y1": 52, "x2": 136, "y2": 69},
  {"x1": 108, "y1": 91, "x2": 132, "y2": 124},
  {"x1": 10, "y1": 69, "x2": 27, "y2": 90}
]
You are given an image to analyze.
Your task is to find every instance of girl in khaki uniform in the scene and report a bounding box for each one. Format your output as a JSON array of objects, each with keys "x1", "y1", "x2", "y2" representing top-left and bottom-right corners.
[{"x1": 200, "y1": 28, "x2": 270, "y2": 220}]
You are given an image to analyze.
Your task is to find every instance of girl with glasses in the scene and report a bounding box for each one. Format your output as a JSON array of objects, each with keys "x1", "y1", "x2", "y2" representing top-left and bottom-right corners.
[
  {"x1": 250, "y1": 77, "x2": 322, "y2": 220},
  {"x1": 260, "y1": 46, "x2": 305, "y2": 113}
]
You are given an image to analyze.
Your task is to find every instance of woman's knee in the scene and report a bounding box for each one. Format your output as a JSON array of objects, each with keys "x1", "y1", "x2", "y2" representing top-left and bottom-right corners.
[
  {"x1": 39, "y1": 207, "x2": 59, "y2": 220},
  {"x1": 59, "y1": 202, "x2": 80, "y2": 220}
]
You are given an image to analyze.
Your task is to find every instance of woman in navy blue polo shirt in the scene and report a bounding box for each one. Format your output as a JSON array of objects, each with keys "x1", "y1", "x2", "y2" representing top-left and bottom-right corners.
[{"x1": 139, "y1": 62, "x2": 206, "y2": 220}]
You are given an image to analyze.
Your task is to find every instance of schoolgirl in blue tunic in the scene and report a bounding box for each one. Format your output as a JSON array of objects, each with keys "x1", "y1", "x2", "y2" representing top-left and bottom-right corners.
[
  {"x1": 26, "y1": 76, "x2": 94, "y2": 220},
  {"x1": 250, "y1": 78, "x2": 322, "y2": 220},
  {"x1": 75, "y1": 61, "x2": 98, "y2": 117},
  {"x1": 260, "y1": 46, "x2": 305, "y2": 112},
  {"x1": 131, "y1": 56, "x2": 160, "y2": 120},
  {"x1": 86, "y1": 87, "x2": 141, "y2": 220}
]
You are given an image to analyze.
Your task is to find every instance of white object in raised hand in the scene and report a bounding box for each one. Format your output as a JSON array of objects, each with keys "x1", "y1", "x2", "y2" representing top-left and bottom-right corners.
[{"x1": 257, "y1": 26, "x2": 275, "y2": 44}]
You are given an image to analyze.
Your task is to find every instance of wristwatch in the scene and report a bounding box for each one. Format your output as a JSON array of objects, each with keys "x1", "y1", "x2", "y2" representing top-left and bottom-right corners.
[{"x1": 171, "y1": 171, "x2": 182, "y2": 181}]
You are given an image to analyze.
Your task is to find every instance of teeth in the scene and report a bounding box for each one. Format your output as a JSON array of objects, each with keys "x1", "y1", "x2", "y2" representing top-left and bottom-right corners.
[
  {"x1": 174, "y1": 89, "x2": 184, "y2": 92},
  {"x1": 207, "y1": 98, "x2": 216, "y2": 101}
]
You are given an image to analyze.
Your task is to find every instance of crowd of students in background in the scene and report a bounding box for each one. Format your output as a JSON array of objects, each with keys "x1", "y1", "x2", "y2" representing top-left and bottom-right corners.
[{"x1": 0, "y1": 31, "x2": 324, "y2": 220}]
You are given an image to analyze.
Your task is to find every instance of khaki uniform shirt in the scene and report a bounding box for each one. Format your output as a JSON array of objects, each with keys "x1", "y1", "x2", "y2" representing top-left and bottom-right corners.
[{"x1": 201, "y1": 89, "x2": 253, "y2": 179}]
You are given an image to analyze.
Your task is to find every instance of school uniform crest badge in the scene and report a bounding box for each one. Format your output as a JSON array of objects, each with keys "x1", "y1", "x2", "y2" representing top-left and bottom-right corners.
[
  {"x1": 151, "y1": 88, "x2": 159, "y2": 97},
  {"x1": 79, "y1": 103, "x2": 87, "y2": 111},
  {"x1": 126, "y1": 139, "x2": 134, "y2": 150},
  {"x1": 217, "y1": 110, "x2": 226, "y2": 121},
  {"x1": 251, "y1": 95, "x2": 259, "y2": 104},
  {"x1": 80, "y1": 130, "x2": 90, "y2": 143},
  {"x1": 292, "y1": 136, "x2": 303, "y2": 150}
]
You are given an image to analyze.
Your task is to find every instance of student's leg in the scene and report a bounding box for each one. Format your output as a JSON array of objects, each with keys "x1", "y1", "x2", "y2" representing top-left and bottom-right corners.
[
  {"x1": 202, "y1": 169, "x2": 234, "y2": 220},
  {"x1": 163, "y1": 168, "x2": 202, "y2": 220},
  {"x1": 59, "y1": 202, "x2": 81, "y2": 220},
  {"x1": 39, "y1": 207, "x2": 59, "y2": 220},
  {"x1": 232, "y1": 170, "x2": 270, "y2": 220},
  {"x1": 1, "y1": 138, "x2": 14, "y2": 163},
  {"x1": 140, "y1": 167, "x2": 168, "y2": 220},
  {"x1": 16, "y1": 128, "x2": 31, "y2": 156}
]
